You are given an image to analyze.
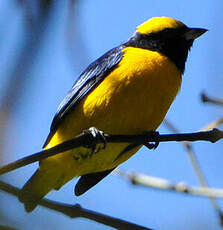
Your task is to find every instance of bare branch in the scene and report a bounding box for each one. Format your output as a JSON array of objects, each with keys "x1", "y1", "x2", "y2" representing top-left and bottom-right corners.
[
  {"x1": 201, "y1": 117, "x2": 223, "y2": 131},
  {"x1": 0, "y1": 128, "x2": 222, "y2": 176},
  {"x1": 164, "y1": 119, "x2": 223, "y2": 225},
  {"x1": 0, "y1": 180, "x2": 152, "y2": 230},
  {"x1": 115, "y1": 169, "x2": 223, "y2": 199},
  {"x1": 201, "y1": 92, "x2": 223, "y2": 106}
]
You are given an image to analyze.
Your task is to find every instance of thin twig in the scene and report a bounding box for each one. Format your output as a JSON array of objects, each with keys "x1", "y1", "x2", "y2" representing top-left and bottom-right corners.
[
  {"x1": 164, "y1": 119, "x2": 216, "y2": 188},
  {"x1": 201, "y1": 117, "x2": 223, "y2": 131},
  {"x1": 0, "y1": 128, "x2": 222, "y2": 176},
  {"x1": 115, "y1": 169, "x2": 223, "y2": 199},
  {"x1": 164, "y1": 119, "x2": 223, "y2": 225},
  {"x1": 201, "y1": 92, "x2": 223, "y2": 106},
  {"x1": 0, "y1": 180, "x2": 152, "y2": 230}
]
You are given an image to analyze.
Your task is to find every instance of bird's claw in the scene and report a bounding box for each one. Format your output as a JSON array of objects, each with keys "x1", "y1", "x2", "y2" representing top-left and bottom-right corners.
[
  {"x1": 143, "y1": 131, "x2": 160, "y2": 150},
  {"x1": 83, "y1": 127, "x2": 107, "y2": 153}
]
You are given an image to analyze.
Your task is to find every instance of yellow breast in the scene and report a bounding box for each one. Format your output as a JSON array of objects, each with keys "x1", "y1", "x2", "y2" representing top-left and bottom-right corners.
[
  {"x1": 43, "y1": 47, "x2": 181, "y2": 183},
  {"x1": 79, "y1": 46, "x2": 182, "y2": 135}
]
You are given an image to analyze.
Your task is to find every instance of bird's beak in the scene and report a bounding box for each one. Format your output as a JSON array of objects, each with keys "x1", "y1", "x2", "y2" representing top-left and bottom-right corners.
[{"x1": 184, "y1": 28, "x2": 208, "y2": 40}]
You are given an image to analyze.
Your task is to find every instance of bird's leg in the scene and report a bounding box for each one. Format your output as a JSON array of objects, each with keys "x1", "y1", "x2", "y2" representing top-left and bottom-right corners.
[
  {"x1": 83, "y1": 127, "x2": 107, "y2": 153},
  {"x1": 143, "y1": 131, "x2": 159, "y2": 149}
]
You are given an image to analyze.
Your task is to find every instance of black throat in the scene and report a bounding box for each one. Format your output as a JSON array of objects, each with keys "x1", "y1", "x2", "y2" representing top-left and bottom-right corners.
[{"x1": 124, "y1": 27, "x2": 193, "y2": 74}]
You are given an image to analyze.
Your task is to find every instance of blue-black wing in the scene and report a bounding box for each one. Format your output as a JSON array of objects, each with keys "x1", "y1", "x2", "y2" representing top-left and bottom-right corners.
[
  {"x1": 74, "y1": 168, "x2": 115, "y2": 196},
  {"x1": 43, "y1": 45, "x2": 124, "y2": 147}
]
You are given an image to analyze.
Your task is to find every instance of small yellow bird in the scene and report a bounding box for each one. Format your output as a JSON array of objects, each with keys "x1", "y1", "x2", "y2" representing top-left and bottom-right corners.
[{"x1": 19, "y1": 17, "x2": 207, "y2": 212}]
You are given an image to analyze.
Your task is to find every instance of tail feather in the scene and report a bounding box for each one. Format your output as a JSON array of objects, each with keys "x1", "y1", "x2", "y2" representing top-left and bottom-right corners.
[{"x1": 19, "y1": 169, "x2": 57, "y2": 212}]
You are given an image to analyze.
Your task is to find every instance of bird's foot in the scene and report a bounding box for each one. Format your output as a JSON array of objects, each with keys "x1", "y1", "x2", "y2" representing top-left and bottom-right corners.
[
  {"x1": 83, "y1": 127, "x2": 107, "y2": 153},
  {"x1": 143, "y1": 131, "x2": 159, "y2": 150}
]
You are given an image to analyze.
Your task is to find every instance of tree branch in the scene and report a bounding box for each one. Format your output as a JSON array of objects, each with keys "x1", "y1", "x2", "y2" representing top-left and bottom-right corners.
[
  {"x1": 201, "y1": 117, "x2": 223, "y2": 131},
  {"x1": 201, "y1": 92, "x2": 223, "y2": 106},
  {"x1": 0, "y1": 180, "x2": 152, "y2": 230},
  {"x1": 0, "y1": 128, "x2": 222, "y2": 176},
  {"x1": 115, "y1": 169, "x2": 223, "y2": 199},
  {"x1": 164, "y1": 119, "x2": 223, "y2": 224}
]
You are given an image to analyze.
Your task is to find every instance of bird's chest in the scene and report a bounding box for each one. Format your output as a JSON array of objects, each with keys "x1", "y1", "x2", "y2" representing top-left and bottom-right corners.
[
  {"x1": 44, "y1": 48, "x2": 182, "y2": 176},
  {"x1": 81, "y1": 48, "x2": 182, "y2": 134}
]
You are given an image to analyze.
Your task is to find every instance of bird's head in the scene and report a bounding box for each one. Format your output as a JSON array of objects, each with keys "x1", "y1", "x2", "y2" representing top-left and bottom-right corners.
[{"x1": 126, "y1": 17, "x2": 207, "y2": 73}]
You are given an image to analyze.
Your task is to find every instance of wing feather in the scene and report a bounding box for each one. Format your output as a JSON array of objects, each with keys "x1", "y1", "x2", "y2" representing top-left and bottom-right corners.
[
  {"x1": 43, "y1": 46, "x2": 123, "y2": 147},
  {"x1": 75, "y1": 169, "x2": 115, "y2": 196}
]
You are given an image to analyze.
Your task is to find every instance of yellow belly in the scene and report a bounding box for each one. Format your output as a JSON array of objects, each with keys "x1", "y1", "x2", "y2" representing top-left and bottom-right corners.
[{"x1": 41, "y1": 47, "x2": 182, "y2": 188}]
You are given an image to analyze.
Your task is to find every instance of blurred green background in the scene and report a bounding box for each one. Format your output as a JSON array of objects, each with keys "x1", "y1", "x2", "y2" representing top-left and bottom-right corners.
[{"x1": 0, "y1": 0, "x2": 222, "y2": 229}]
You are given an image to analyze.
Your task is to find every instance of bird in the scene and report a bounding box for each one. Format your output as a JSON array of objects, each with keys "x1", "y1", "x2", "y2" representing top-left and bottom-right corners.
[{"x1": 19, "y1": 16, "x2": 207, "y2": 212}]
